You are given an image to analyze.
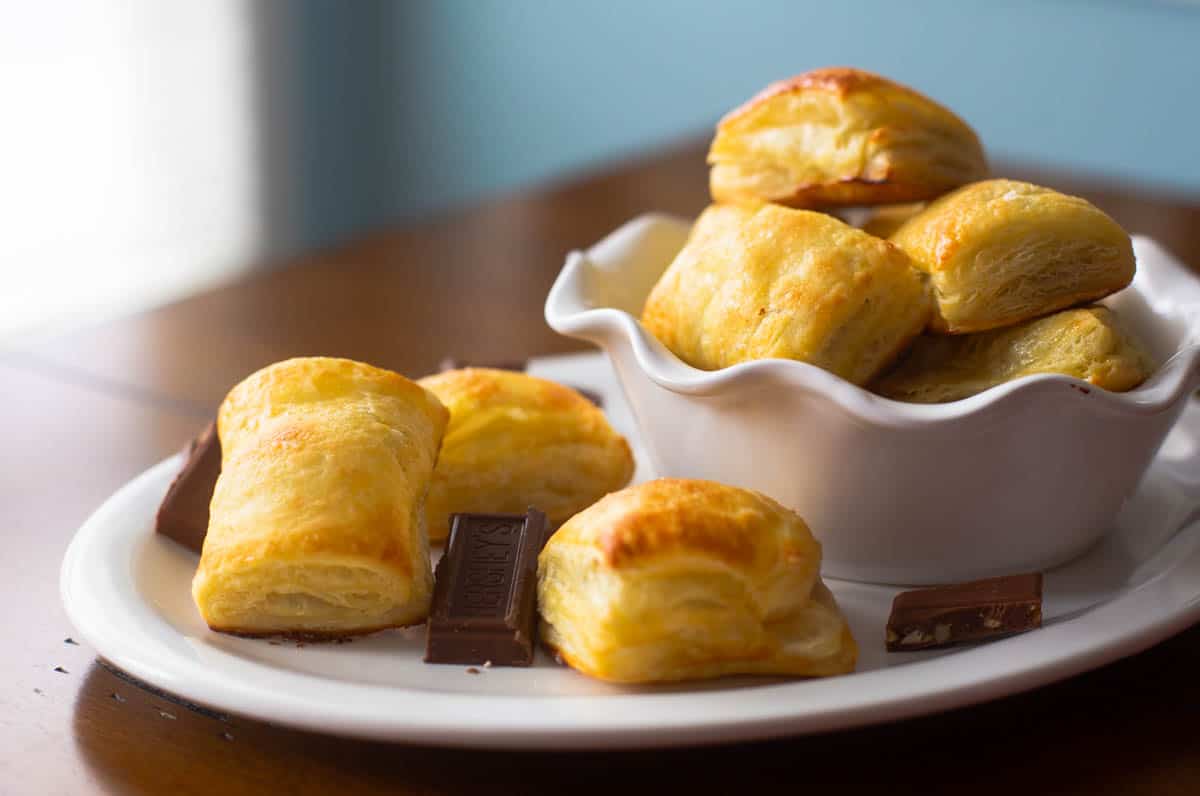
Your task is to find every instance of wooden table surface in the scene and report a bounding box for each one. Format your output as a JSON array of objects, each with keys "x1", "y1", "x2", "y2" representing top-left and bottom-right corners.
[{"x1": 4, "y1": 140, "x2": 1199, "y2": 795}]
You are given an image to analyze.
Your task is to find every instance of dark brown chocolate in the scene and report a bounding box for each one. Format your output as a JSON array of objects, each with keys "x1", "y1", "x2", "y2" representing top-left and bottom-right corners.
[
  {"x1": 885, "y1": 573, "x2": 1043, "y2": 651},
  {"x1": 425, "y1": 509, "x2": 547, "y2": 666},
  {"x1": 154, "y1": 422, "x2": 221, "y2": 554}
]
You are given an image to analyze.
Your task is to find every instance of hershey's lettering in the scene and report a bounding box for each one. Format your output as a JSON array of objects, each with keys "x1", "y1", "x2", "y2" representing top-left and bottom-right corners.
[
  {"x1": 424, "y1": 509, "x2": 549, "y2": 667},
  {"x1": 449, "y1": 519, "x2": 522, "y2": 619}
]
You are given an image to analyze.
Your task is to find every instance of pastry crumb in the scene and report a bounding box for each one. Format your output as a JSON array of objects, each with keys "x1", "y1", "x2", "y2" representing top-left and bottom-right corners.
[
  {"x1": 53, "y1": 666, "x2": 68, "y2": 674},
  {"x1": 466, "y1": 667, "x2": 481, "y2": 675}
]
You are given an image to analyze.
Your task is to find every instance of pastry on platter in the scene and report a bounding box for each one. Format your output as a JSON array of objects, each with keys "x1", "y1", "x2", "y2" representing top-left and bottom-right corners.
[
  {"x1": 537, "y1": 478, "x2": 858, "y2": 683},
  {"x1": 417, "y1": 368, "x2": 634, "y2": 542},
  {"x1": 872, "y1": 306, "x2": 1153, "y2": 403},
  {"x1": 708, "y1": 67, "x2": 987, "y2": 208},
  {"x1": 640, "y1": 202, "x2": 930, "y2": 384},
  {"x1": 192, "y1": 357, "x2": 449, "y2": 637},
  {"x1": 889, "y1": 179, "x2": 1136, "y2": 334}
]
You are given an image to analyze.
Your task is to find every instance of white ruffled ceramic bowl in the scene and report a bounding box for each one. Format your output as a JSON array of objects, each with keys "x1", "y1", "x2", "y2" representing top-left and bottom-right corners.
[{"x1": 545, "y1": 214, "x2": 1200, "y2": 585}]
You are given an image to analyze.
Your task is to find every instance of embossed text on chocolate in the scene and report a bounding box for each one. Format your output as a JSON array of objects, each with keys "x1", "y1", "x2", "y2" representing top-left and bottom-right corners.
[
  {"x1": 425, "y1": 509, "x2": 548, "y2": 666},
  {"x1": 454, "y1": 520, "x2": 519, "y2": 617}
]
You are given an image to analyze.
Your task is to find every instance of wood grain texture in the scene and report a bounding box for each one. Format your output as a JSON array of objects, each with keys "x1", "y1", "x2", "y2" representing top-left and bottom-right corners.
[
  {"x1": 2, "y1": 139, "x2": 1199, "y2": 794},
  {"x1": 0, "y1": 362, "x2": 204, "y2": 793}
]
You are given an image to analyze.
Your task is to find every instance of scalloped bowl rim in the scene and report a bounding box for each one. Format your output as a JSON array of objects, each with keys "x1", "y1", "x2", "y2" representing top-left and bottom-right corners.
[{"x1": 545, "y1": 216, "x2": 1200, "y2": 428}]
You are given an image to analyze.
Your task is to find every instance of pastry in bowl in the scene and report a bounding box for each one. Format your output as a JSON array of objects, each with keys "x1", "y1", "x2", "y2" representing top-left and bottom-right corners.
[
  {"x1": 708, "y1": 67, "x2": 987, "y2": 209},
  {"x1": 418, "y1": 368, "x2": 634, "y2": 542},
  {"x1": 890, "y1": 179, "x2": 1136, "y2": 334},
  {"x1": 537, "y1": 478, "x2": 858, "y2": 683},
  {"x1": 641, "y1": 203, "x2": 930, "y2": 384},
  {"x1": 192, "y1": 357, "x2": 448, "y2": 637},
  {"x1": 873, "y1": 306, "x2": 1153, "y2": 403}
]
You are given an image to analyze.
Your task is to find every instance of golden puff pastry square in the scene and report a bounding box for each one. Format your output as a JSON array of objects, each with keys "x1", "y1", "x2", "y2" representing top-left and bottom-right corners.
[
  {"x1": 640, "y1": 203, "x2": 931, "y2": 384},
  {"x1": 708, "y1": 67, "x2": 988, "y2": 209},
  {"x1": 417, "y1": 368, "x2": 634, "y2": 542},
  {"x1": 537, "y1": 478, "x2": 857, "y2": 683},
  {"x1": 890, "y1": 179, "x2": 1136, "y2": 334},
  {"x1": 872, "y1": 306, "x2": 1153, "y2": 403},
  {"x1": 193, "y1": 357, "x2": 449, "y2": 637}
]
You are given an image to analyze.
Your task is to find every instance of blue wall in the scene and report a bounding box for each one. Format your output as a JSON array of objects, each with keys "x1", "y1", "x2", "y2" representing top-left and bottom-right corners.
[{"x1": 291, "y1": 1, "x2": 1200, "y2": 249}]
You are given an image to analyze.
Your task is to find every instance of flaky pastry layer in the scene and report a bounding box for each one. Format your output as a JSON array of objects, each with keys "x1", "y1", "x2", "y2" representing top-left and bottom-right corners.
[
  {"x1": 537, "y1": 479, "x2": 857, "y2": 683},
  {"x1": 889, "y1": 179, "x2": 1136, "y2": 333},
  {"x1": 192, "y1": 357, "x2": 448, "y2": 637},
  {"x1": 872, "y1": 306, "x2": 1153, "y2": 403},
  {"x1": 417, "y1": 368, "x2": 634, "y2": 542},
  {"x1": 708, "y1": 67, "x2": 987, "y2": 208},
  {"x1": 641, "y1": 203, "x2": 930, "y2": 384}
]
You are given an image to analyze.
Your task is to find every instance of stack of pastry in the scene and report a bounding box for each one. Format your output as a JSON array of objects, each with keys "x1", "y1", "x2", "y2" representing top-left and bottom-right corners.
[
  {"x1": 177, "y1": 67, "x2": 1155, "y2": 688},
  {"x1": 191, "y1": 358, "x2": 635, "y2": 637},
  {"x1": 642, "y1": 67, "x2": 1153, "y2": 401},
  {"x1": 201, "y1": 67, "x2": 1162, "y2": 683},
  {"x1": 183, "y1": 358, "x2": 858, "y2": 684}
]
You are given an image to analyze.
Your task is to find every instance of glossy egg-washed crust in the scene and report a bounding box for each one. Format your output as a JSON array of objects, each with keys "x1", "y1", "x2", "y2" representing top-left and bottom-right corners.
[
  {"x1": 537, "y1": 479, "x2": 858, "y2": 683},
  {"x1": 872, "y1": 306, "x2": 1153, "y2": 403},
  {"x1": 709, "y1": 67, "x2": 988, "y2": 208},
  {"x1": 417, "y1": 368, "x2": 634, "y2": 542},
  {"x1": 641, "y1": 203, "x2": 931, "y2": 384},
  {"x1": 890, "y1": 179, "x2": 1136, "y2": 334},
  {"x1": 193, "y1": 357, "x2": 449, "y2": 638}
]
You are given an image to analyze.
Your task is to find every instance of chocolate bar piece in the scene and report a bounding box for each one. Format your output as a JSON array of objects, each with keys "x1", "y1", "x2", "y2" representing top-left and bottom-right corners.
[
  {"x1": 154, "y1": 421, "x2": 221, "y2": 554},
  {"x1": 885, "y1": 573, "x2": 1043, "y2": 651},
  {"x1": 425, "y1": 509, "x2": 548, "y2": 666}
]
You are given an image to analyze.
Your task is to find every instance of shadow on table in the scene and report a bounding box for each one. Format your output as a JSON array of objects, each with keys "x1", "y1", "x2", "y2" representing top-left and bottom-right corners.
[{"x1": 71, "y1": 630, "x2": 1200, "y2": 796}]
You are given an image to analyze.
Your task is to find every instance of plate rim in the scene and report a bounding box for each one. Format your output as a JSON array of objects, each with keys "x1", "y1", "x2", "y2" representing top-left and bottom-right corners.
[{"x1": 61, "y1": 453, "x2": 1200, "y2": 749}]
